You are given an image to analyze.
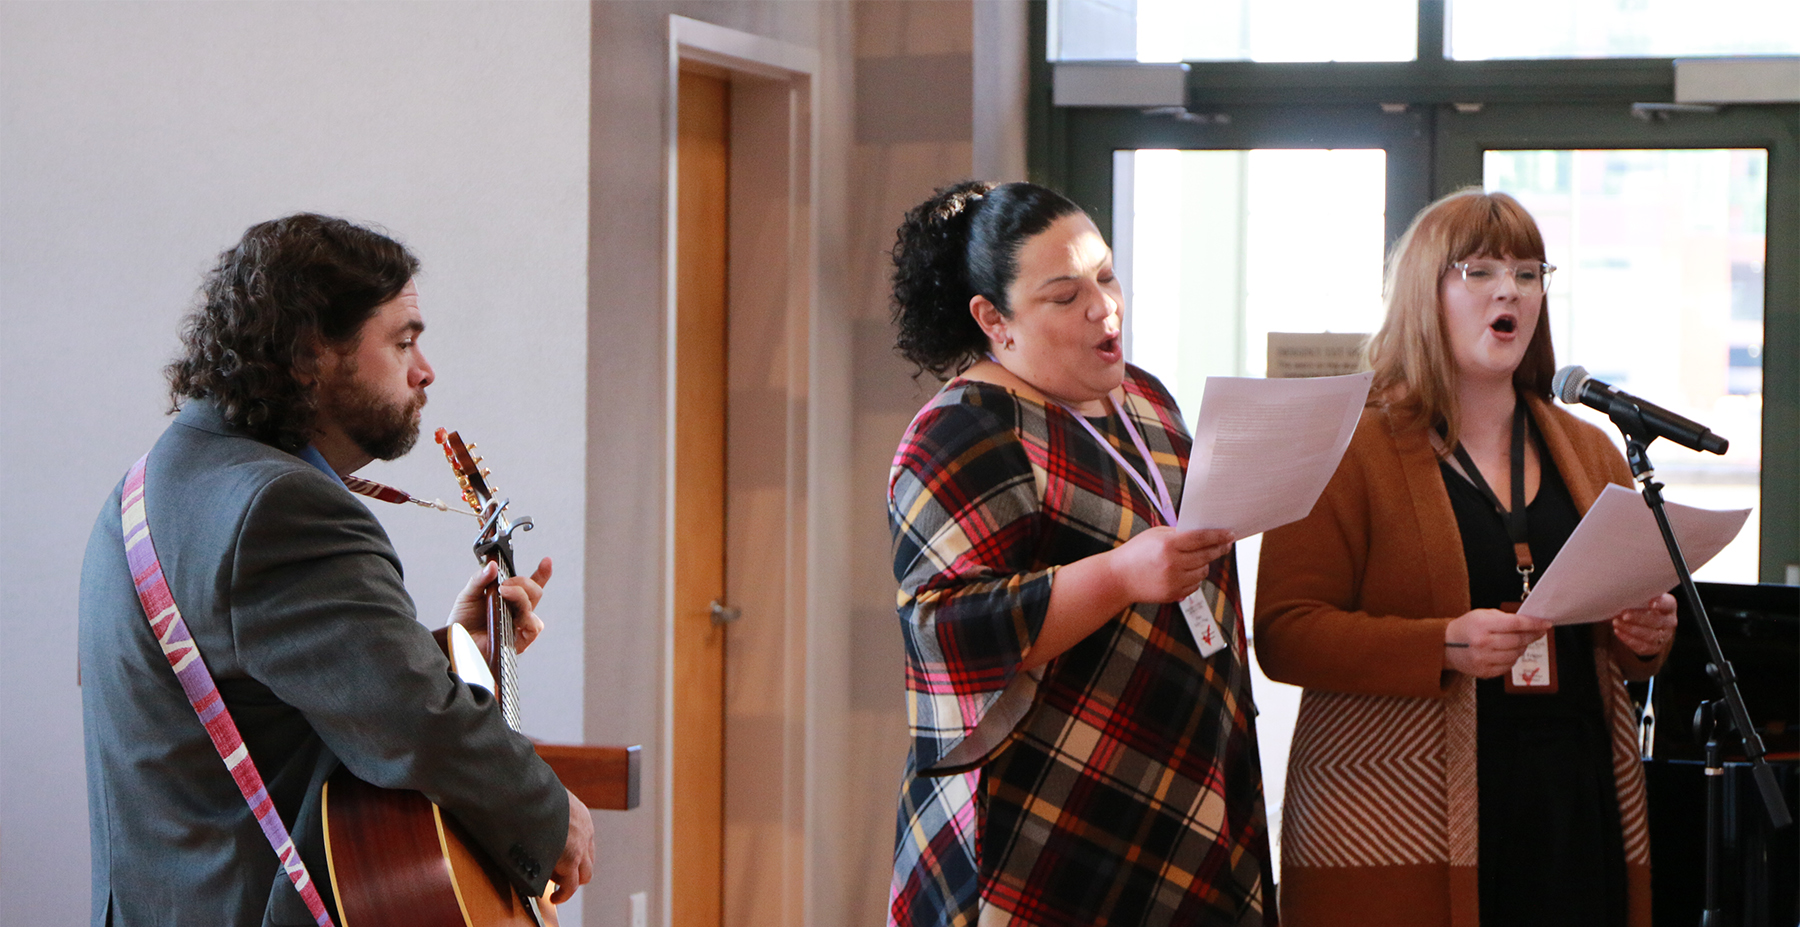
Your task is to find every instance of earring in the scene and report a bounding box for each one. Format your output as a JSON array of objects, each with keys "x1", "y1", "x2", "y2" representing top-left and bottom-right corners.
[{"x1": 1003, "y1": 336, "x2": 1015, "y2": 350}]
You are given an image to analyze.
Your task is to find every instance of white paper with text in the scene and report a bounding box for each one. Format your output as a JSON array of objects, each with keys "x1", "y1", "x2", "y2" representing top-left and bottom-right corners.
[
  {"x1": 1176, "y1": 372, "x2": 1371, "y2": 537},
  {"x1": 1518, "y1": 483, "x2": 1750, "y2": 625}
]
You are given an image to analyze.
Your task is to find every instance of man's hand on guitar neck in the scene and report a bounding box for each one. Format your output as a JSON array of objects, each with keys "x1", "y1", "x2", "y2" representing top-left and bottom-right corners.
[
  {"x1": 551, "y1": 788, "x2": 597, "y2": 904},
  {"x1": 449, "y1": 556, "x2": 554, "y2": 654}
]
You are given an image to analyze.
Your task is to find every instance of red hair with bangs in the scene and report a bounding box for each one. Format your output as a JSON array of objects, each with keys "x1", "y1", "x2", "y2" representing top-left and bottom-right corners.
[{"x1": 1365, "y1": 187, "x2": 1558, "y2": 452}]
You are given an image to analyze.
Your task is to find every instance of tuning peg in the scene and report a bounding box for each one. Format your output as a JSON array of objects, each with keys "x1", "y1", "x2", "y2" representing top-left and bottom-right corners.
[{"x1": 481, "y1": 468, "x2": 492, "y2": 478}]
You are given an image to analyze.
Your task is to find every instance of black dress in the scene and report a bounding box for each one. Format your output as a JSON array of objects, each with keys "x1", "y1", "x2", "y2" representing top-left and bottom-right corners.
[{"x1": 1442, "y1": 448, "x2": 1629, "y2": 927}]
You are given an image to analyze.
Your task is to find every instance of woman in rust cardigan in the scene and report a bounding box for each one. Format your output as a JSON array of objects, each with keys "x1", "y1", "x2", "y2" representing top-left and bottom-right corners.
[{"x1": 1254, "y1": 189, "x2": 1677, "y2": 927}]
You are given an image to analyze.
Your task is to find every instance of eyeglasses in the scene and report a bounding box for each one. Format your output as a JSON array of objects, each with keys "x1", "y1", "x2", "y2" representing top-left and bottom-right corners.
[{"x1": 1449, "y1": 259, "x2": 1556, "y2": 295}]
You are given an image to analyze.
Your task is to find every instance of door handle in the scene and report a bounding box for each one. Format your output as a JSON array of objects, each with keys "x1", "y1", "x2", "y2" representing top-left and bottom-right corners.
[{"x1": 710, "y1": 600, "x2": 742, "y2": 626}]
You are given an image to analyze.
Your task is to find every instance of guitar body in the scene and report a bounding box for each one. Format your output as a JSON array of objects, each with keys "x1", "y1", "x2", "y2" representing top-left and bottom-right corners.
[
  {"x1": 316, "y1": 430, "x2": 636, "y2": 925},
  {"x1": 322, "y1": 767, "x2": 557, "y2": 927}
]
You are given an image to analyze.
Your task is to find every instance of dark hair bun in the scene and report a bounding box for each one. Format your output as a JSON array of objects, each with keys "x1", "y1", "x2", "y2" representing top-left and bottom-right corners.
[
  {"x1": 889, "y1": 181, "x2": 1083, "y2": 377},
  {"x1": 890, "y1": 181, "x2": 997, "y2": 377}
]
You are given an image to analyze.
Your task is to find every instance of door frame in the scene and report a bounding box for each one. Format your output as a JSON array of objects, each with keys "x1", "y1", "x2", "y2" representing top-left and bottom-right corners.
[{"x1": 664, "y1": 16, "x2": 818, "y2": 927}]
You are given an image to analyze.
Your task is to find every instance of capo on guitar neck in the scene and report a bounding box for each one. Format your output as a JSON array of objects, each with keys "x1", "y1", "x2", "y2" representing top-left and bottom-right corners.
[{"x1": 474, "y1": 498, "x2": 533, "y2": 576}]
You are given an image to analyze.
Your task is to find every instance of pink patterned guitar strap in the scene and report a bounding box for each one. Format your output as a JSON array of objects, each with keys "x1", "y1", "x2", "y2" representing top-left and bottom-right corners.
[{"x1": 119, "y1": 455, "x2": 339, "y2": 927}]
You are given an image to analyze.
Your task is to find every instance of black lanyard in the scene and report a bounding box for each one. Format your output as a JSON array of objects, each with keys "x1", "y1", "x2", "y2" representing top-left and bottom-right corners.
[{"x1": 1449, "y1": 403, "x2": 1535, "y2": 600}]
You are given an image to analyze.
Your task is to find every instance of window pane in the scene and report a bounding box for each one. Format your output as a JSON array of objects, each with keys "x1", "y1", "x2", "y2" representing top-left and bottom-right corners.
[
  {"x1": 1486, "y1": 149, "x2": 1767, "y2": 582},
  {"x1": 1052, "y1": 0, "x2": 1418, "y2": 62},
  {"x1": 1451, "y1": 0, "x2": 1800, "y2": 59},
  {"x1": 1121, "y1": 148, "x2": 1387, "y2": 399}
]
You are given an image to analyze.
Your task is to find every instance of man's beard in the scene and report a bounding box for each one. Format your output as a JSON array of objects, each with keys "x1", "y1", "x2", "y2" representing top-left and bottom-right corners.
[{"x1": 317, "y1": 364, "x2": 425, "y2": 461}]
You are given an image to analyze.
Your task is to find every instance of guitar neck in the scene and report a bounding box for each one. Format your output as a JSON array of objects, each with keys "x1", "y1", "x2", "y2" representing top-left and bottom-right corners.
[
  {"x1": 435, "y1": 428, "x2": 528, "y2": 735},
  {"x1": 488, "y1": 560, "x2": 523, "y2": 733}
]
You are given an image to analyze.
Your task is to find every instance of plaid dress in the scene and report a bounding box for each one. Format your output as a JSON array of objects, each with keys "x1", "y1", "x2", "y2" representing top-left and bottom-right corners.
[{"x1": 888, "y1": 366, "x2": 1276, "y2": 927}]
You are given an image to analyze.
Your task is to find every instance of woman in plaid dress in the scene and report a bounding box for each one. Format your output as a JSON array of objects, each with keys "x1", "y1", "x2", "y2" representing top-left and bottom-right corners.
[{"x1": 885, "y1": 181, "x2": 1277, "y2": 927}]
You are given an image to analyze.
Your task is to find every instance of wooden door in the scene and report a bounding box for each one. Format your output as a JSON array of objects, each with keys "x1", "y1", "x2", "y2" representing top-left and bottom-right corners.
[{"x1": 673, "y1": 68, "x2": 728, "y2": 927}]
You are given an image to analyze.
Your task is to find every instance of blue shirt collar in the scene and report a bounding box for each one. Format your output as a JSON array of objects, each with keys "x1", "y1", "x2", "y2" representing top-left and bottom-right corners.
[{"x1": 295, "y1": 444, "x2": 347, "y2": 488}]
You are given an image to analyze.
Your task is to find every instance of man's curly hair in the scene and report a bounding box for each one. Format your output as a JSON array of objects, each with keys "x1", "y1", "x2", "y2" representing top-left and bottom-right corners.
[{"x1": 166, "y1": 214, "x2": 419, "y2": 451}]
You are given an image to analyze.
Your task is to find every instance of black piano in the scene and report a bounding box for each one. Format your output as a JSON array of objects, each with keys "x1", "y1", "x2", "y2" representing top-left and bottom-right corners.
[{"x1": 1635, "y1": 581, "x2": 1798, "y2": 927}]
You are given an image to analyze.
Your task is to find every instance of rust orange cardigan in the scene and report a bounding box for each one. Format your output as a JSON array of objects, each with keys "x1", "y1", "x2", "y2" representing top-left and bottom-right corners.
[{"x1": 1255, "y1": 395, "x2": 1666, "y2": 927}]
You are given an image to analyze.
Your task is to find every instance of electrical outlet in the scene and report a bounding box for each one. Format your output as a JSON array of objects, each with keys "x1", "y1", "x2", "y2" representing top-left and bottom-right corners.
[{"x1": 629, "y1": 891, "x2": 648, "y2": 927}]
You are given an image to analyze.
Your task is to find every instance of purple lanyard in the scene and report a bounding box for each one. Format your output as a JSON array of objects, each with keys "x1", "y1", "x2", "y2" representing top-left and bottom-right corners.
[{"x1": 1061, "y1": 393, "x2": 1178, "y2": 528}]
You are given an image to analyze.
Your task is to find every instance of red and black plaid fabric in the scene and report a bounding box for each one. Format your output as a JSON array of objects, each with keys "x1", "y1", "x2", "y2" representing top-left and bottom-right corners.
[{"x1": 887, "y1": 366, "x2": 1277, "y2": 927}]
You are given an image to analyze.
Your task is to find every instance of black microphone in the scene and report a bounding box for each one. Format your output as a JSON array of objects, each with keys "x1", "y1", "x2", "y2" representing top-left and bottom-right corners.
[{"x1": 1552, "y1": 365, "x2": 1728, "y2": 455}]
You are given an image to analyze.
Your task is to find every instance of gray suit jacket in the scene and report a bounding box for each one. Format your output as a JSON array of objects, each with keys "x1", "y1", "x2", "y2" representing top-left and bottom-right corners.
[{"x1": 80, "y1": 401, "x2": 568, "y2": 926}]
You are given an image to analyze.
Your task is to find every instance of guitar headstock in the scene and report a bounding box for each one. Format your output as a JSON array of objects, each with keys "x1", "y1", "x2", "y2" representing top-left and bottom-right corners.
[
  {"x1": 434, "y1": 428, "x2": 495, "y2": 514},
  {"x1": 432, "y1": 428, "x2": 531, "y2": 728}
]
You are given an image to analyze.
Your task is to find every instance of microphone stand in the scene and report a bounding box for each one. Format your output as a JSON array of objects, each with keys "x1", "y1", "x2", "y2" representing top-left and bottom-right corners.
[
  {"x1": 1610, "y1": 405, "x2": 1793, "y2": 924},
  {"x1": 1695, "y1": 700, "x2": 1725, "y2": 927}
]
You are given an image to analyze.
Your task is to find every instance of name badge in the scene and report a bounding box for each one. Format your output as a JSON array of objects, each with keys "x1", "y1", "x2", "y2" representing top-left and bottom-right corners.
[
  {"x1": 1505, "y1": 625, "x2": 1559, "y2": 694},
  {"x1": 1181, "y1": 589, "x2": 1228, "y2": 658}
]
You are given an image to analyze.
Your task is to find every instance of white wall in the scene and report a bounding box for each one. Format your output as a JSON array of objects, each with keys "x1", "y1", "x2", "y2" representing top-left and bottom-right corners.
[
  {"x1": 0, "y1": 2, "x2": 593, "y2": 923},
  {"x1": 0, "y1": 2, "x2": 1016, "y2": 924}
]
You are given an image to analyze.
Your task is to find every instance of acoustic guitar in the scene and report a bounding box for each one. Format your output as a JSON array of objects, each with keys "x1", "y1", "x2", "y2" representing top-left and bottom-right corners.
[{"x1": 321, "y1": 430, "x2": 635, "y2": 927}]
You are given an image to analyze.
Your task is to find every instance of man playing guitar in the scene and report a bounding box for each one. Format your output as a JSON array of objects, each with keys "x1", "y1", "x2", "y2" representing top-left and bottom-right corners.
[{"x1": 78, "y1": 214, "x2": 594, "y2": 926}]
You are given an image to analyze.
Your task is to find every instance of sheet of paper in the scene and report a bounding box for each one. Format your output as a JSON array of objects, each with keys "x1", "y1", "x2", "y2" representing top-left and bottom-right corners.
[
  {"x1": 1518, "y1": 483, "x2": 1750, "y2": 625},
  {"x1": 1176, "y1": 371, "x2": 1371, "y2": 537}
]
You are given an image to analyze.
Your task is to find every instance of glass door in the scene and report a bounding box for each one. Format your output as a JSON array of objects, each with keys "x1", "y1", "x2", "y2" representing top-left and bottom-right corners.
[
  {"x1": 1056, "y1": 91, "x2": 1435, "y2": 869},
  {"x1": 1105, "y1": 141, "x2": 1401, "y2": 874}
]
